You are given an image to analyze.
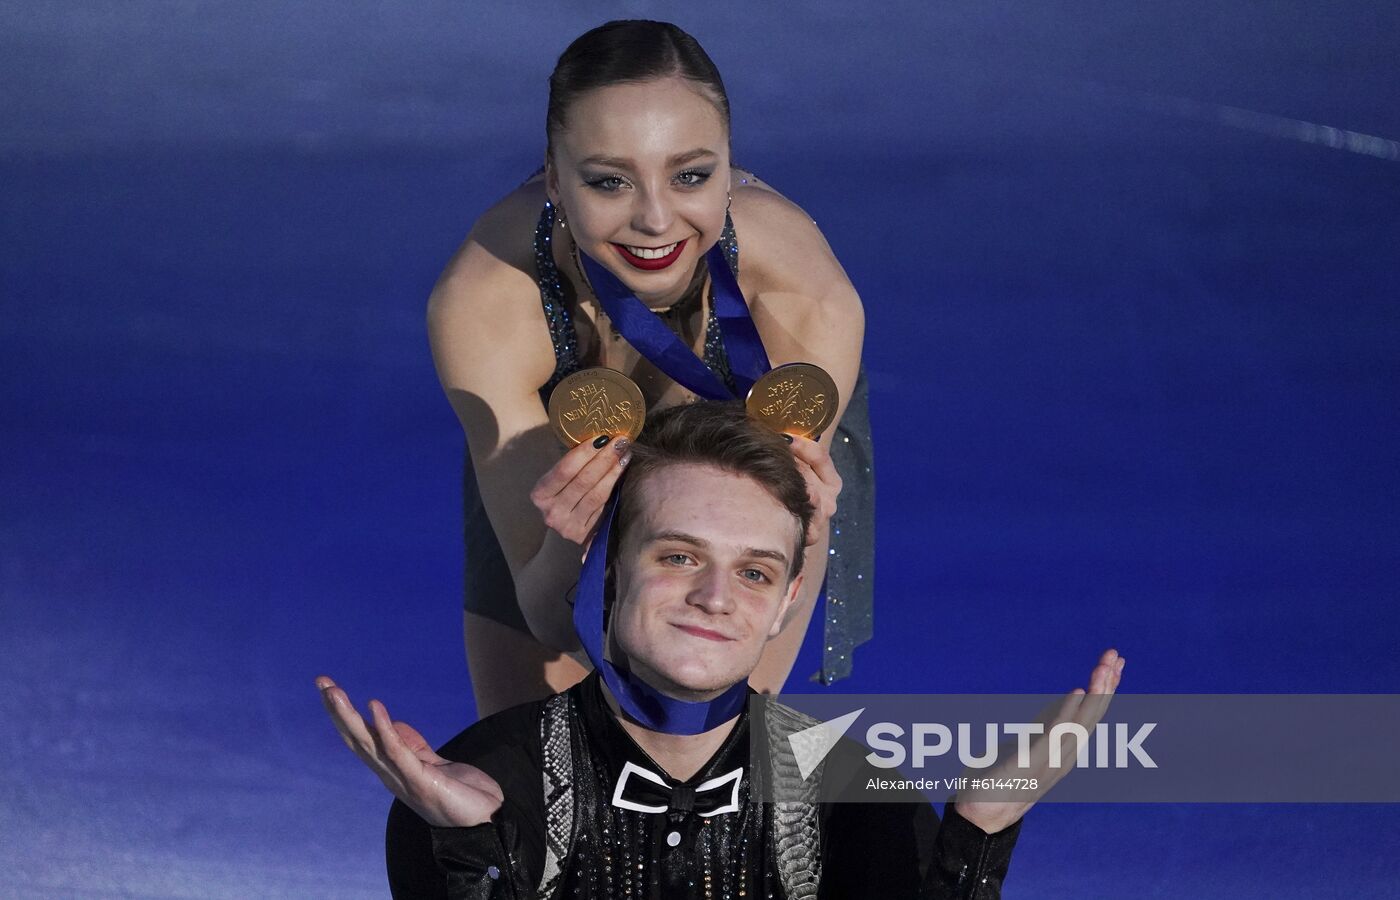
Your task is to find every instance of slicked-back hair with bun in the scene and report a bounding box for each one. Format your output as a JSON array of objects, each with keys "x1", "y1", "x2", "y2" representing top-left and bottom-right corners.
[{"x1": 546, "y1": 20, "x2": 730, "y2": 158}]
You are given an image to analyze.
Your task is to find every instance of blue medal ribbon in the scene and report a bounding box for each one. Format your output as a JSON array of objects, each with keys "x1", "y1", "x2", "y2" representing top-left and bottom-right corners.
[
  {"x1": 574, "y1": 488, "x2": 749, "y2": 735},
  {"x1": 577, "y1": 243, "x2": 771, "y2": 399},
  {"x1": 704, "y1": 247, "x2": 771, "y2": 394}
]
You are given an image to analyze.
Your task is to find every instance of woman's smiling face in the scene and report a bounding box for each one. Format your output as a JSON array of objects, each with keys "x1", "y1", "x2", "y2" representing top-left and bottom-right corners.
[{"x1": 547, "y1": 76, "x2": 732, "y2": 307}]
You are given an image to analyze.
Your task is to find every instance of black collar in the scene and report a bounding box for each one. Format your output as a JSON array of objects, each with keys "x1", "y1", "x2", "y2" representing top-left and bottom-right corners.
[{"x1": 576, "y1": 671, "x2": 753, "y2": 801}]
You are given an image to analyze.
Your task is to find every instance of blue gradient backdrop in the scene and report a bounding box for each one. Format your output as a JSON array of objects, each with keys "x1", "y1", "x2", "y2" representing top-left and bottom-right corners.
[{"x1": 3, "y1": 2, "x2": 1399, "y2": 896}]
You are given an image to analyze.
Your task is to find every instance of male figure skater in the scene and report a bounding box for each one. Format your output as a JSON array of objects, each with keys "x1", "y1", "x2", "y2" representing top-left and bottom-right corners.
[{"x1": 319, "y1": 401, "x2": 1123, "y2": 898}]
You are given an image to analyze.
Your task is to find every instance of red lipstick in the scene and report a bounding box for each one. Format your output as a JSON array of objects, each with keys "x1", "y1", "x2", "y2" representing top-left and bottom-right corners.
[{"x1": 612, "y1": 239, "x2": 688, "y2": 271}]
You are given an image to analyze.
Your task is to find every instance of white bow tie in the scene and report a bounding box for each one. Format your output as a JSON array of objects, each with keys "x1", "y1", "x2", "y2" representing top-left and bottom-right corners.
[{"x1": 610, "y1": 760, "x2": 744, "y2": 816}]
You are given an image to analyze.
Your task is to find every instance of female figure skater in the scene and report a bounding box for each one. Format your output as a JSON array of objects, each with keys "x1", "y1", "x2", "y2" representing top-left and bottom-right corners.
[{"x1": 430, "y1": 20, "x2": 873, "y2": 716}]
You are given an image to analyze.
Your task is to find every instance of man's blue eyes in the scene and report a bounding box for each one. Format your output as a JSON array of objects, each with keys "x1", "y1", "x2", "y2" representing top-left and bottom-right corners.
[{"x1": 659, "y1": 555, "x2": 770, "y2": 583}]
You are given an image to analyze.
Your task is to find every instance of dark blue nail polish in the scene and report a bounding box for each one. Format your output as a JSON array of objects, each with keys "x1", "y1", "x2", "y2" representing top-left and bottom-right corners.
[{"x1": 593, "y1": 434, "x2": 611, "y2": 448}]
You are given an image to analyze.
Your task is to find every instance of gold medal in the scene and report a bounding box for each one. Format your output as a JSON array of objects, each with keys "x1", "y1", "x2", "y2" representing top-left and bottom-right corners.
[
  {"x1": 547, "y1": 367, "x2": 647, "y2": 447},
  {"x1": 745, "y1": 363, "x2": 840, "y2": 439}
]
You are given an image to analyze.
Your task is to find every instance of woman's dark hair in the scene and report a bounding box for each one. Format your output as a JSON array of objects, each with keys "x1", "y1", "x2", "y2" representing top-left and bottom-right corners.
[
  {"x1": 614, "y1": 401, "x2": 813, "y2": 580},
  {"x1": 547, "y1": 20, "x2": 730, "y2": 156}
]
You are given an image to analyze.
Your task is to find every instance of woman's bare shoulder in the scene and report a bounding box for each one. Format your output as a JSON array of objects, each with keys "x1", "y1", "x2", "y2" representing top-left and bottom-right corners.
[
  {"x1": 428, "y1": 179, "x2": 556, "y2": 387},
  {"x1": 434, "y1": 179, "x2": 547, "y2": 302},
  {"x1": 728, "y1": 173, "x2": 851, "y2": 300}
]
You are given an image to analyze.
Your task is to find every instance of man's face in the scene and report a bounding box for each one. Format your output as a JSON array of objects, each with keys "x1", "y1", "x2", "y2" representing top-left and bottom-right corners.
[{"x1": 609, "y1": 463, "x2": 803, "y2": 701}]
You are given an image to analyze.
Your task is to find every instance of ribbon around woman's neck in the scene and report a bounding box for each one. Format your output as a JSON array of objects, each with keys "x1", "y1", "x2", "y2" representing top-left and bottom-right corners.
[
  {"x1": 577, "y1": 243, "x2": 771, "y2": 400},
  {"x1": 573, "y1": 486, "x2": 749, "y2": 735}
]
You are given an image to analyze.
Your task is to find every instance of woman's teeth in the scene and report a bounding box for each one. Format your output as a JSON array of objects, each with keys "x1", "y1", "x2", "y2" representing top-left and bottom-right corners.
[{"x1": 623, "y1": 242, "x2": 679, "y2": 259}]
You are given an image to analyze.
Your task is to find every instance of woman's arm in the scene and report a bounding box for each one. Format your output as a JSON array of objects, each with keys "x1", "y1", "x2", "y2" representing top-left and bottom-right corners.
[
  {"x1": 733, "y1": 184, "x2": 866, "y2": 433},
  {"x1": 731, "y1": 186, "x2": 867, "y2": 590},
  {"x1": 427, "y1": 193, "x2": 613, "y2": 652}
]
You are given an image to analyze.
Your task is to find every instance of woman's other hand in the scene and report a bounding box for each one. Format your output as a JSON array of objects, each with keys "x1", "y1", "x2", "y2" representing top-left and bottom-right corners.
[{"x1": 786, "y1": 434, "x2": 842, "y2": 546}]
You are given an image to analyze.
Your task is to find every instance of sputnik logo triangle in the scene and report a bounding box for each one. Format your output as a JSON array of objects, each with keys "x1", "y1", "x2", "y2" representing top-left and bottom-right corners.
[{"x1": 788, "y1": 708, "x2": 865, "y2": 781}]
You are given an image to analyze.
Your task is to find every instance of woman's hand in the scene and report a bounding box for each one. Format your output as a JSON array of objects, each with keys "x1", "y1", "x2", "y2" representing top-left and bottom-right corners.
[
  {"x1": 317, "y1": 676, "x2": 504, "y2": 828},
  {"x1": 528, "y1": 435, "x2": 633, "y2": 544},
  {"x1": 953, "y1": 649, "x2": 1126, "y2": 834},
  {"x1": 787, "y1": 435, "x2": 842, "y2": 546}
]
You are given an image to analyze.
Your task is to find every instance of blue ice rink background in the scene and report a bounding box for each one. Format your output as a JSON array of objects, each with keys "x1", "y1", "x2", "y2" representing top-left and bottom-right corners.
[{"x1": 3, "y1": 1, "x2": 1399, "y2": 896}]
